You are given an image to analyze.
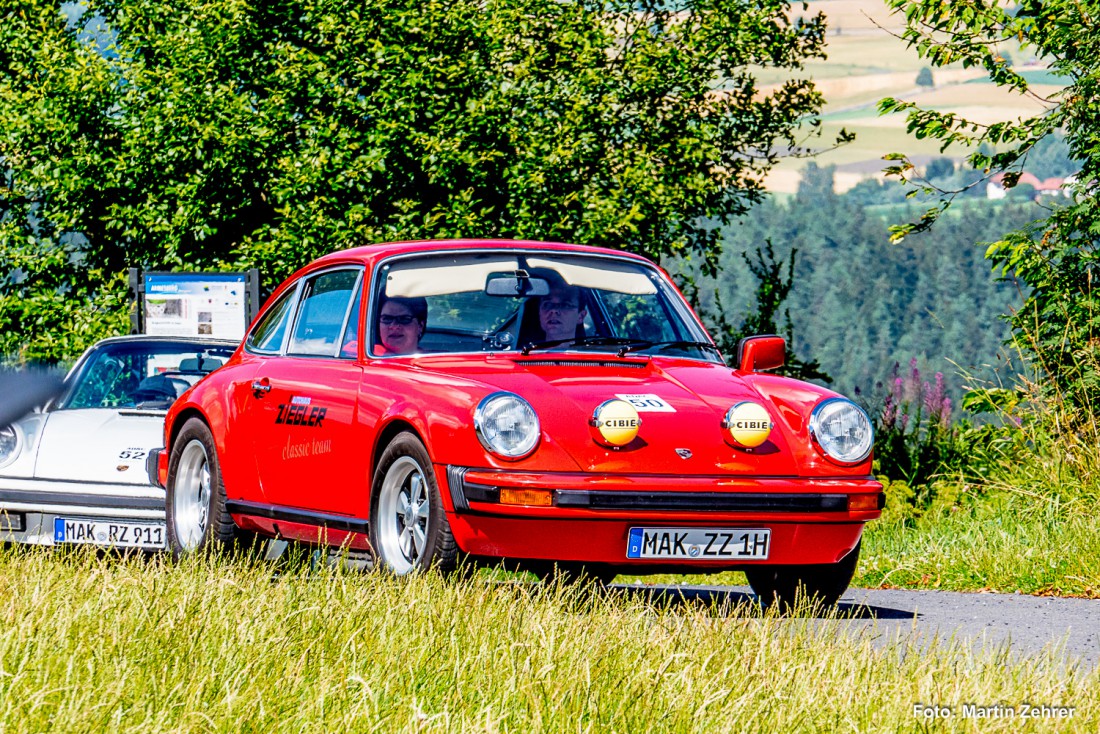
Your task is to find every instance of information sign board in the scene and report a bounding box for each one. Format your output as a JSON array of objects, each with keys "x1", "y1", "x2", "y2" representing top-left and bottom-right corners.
[{"x1": 130, "y1": 270, "x2": 260, "y2": 340}]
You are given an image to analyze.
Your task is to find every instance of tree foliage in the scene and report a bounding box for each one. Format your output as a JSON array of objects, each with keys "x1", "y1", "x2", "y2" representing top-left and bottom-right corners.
[
  {"x1": 879, "y1": 0, "x2": 1100, "y2": 411},
  {"x1": 0, "y1": 0, "x2": 838, "y2": 362},
  {"x1": 690, "y1": 164, "x2": 1036, "y2": 398},
  {"x1": 692, "y1": 240, "x2": 832, "y2": 383}
]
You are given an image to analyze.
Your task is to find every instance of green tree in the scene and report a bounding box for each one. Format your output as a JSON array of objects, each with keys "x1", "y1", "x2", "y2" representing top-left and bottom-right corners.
[
  {"x1": 914, "y1": 66, "x2": 934, "y2": 89},
  {"x1": 878, "y1": 0, "x2": 1098, "y2": 411},
  {"x1": 689, "y1": 236, "x2": 831, "y2": 383},
  {"x1": 0, "y1": 0, "x2": 842, "y2": 362}
]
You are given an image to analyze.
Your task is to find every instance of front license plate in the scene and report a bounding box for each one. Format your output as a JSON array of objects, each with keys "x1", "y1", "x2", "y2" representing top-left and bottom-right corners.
[
  {"x1": 627, "y1": 527, "x2": 771, "y2": 560},
  {"x1": 53, "y1": 517, "x2": 166, "y2": 549}
]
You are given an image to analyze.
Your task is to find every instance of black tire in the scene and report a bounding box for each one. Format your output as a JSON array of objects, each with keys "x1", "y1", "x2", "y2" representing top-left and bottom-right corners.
[
  {"x1": 369, "y1": 432, "x2": 457, "y2": 574},
  {"x1": 528, "y1": 560, "x2": 617, "y2": 587},
  {"x1": 165, "y1": 417, "x2": 251, "y2": 556},
  {"x1": 745, "y1": 540, "x2": 861, "y2": 611}
]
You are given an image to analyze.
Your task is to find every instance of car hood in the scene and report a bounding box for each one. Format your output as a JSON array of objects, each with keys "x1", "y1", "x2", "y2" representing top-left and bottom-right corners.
[
  {"x1": 30, "y1": 409, "x2": 166, "y2": 484},
  {"x1": 421, "y1": 355, "x2": 825, "y2": 476}
]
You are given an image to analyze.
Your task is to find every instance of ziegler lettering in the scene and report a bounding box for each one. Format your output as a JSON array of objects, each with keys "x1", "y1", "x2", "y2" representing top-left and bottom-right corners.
[{"x1": 275, "y1": 403, "x2": 327, "y2": 427}]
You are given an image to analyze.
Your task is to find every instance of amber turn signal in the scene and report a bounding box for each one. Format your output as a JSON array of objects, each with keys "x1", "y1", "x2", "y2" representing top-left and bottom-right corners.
[
  {"x1": 848, "y1": 493, "x2": 883, "y2": 512},
  {"x1": 499, "y1": 488, "x2": 554, "y2": 507}
]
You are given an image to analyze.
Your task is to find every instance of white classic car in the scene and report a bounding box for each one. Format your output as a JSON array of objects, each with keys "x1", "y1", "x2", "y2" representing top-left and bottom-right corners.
[{"x1": 0, "y1": 335, "x2": 237, "y2": 549}]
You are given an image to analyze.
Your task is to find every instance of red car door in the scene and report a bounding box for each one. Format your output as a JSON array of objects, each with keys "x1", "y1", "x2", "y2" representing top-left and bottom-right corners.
[{"x1": 243, "y1": 267, "x2": 367, "y2": 516}]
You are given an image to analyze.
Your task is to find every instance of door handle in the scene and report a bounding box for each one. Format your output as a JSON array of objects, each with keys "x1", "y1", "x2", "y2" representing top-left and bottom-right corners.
[{"x1": 251, "y1": 378, "x2": 271, "y2": 397}]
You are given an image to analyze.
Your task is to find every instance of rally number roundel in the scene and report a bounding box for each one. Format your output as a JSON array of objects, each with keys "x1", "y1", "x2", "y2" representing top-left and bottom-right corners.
[
  {"x1": 722, "y1": 401, "x2": 773, "y2": 448},
  {"x1": 589, "y1": 399, "x2": 642, "y2": 447}
]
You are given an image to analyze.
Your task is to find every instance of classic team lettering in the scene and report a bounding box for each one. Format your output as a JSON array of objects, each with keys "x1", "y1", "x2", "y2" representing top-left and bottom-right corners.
[
  {"x1": 282, "y1": 434, "x2": 333, "y2": 460},
  {"x1": 275, "y1": 403, "x2": 327, "y2": 427}
]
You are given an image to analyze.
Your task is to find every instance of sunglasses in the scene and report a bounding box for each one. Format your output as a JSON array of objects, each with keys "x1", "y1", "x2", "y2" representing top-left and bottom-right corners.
[
  {"x1": 380, "y1": 314, "x2": 417, "y2": 326},
  {"x1": 539, "y1": 300, "x2": 579, "y2": 311}
]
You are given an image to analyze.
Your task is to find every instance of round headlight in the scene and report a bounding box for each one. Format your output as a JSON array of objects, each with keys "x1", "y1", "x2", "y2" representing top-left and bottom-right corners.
[
  {"x1": 0, "y1": 424, "x2": 20, "y2": 467},
  {"x1": 474, "y1": 392, "x2": 540, "y2": 460},
  {"x1": 809, "y1": 398, "x2": 873, "y2": 465}
]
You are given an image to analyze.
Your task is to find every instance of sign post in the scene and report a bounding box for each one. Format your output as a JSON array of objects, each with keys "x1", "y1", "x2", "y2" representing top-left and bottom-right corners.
[{"x1": 129, "y1": 269, "x2": 260, "y2": 340}]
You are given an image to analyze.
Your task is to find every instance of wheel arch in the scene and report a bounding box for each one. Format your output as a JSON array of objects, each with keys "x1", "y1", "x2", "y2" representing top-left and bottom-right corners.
[
  {"x1": 372, "y1": 418, "x2": 425, "y2": 479},
  {"x1": 169, "y1": 407, "x2": 210, "y2": 451}
]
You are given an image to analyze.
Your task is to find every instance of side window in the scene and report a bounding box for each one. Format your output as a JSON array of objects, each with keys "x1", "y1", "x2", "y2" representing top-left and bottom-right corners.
[
  {"x1": 339, "y1": 277, "x2": 363, "y2": 359},
  {"x1": 246, "y1": 287, "x2": 297, "y2": 354},
  {"x1": 601, "y1": 292, "x2": 678, "y2": 342},
  {"x1": 288, "y1": 269, "x2": 360, "y2": 357}
]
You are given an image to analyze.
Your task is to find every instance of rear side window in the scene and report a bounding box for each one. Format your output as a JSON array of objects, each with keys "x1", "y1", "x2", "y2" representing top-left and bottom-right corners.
[
  {"x1": 288, "y1": 269, "x2": 361, "y2": 357},
  {"x1": 339, "y1": 278, "x2": 363, "y2": 359},
  {"x1": 246, "y1": 288, "x2": 297, "y2": 354}
]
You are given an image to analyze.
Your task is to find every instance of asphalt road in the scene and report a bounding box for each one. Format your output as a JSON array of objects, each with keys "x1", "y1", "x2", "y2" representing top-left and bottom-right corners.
[{"x1": 613, "y1": 583, "x2": 1100, "y2": 671}]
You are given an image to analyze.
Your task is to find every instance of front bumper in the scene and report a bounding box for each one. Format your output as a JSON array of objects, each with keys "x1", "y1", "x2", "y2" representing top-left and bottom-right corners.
[
  {"x1": 442, "y1": 466, "x2": 883, "y2": 569},
  {"x1": 0, "y1": 476, "x2": 165, "y2": 547}
]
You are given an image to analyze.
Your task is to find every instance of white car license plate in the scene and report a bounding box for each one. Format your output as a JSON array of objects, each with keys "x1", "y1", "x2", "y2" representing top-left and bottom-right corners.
[
  {"x1": 627, "y1": 527, "x2": 771, "y2": 560},
  {"x1": 53, "y1": 517, "x2": 166, "y2": 550}
]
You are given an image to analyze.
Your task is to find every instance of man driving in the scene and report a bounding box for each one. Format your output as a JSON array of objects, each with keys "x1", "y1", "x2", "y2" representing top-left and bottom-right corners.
[{"x1": 538, "y1": 284, "x2": 587, "y2": 342}]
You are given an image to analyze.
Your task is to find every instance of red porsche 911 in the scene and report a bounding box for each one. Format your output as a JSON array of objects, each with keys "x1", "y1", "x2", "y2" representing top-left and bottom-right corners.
[{"x1": 153, "y1": 239, "x2": 882, "y2": 605}]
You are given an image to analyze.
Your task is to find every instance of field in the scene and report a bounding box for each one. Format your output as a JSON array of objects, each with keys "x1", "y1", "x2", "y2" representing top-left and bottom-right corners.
[
  {"x1": 1, "y1": 547, "x2": 1096, "y2": 732},
  {"x1": 762, "y1": 0, "x2": 1064, "y2": 192}
]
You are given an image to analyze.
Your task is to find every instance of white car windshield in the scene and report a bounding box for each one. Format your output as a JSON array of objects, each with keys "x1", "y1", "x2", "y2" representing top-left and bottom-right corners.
[
  {"x1": 57, "y1": 340, "x2": 236, "y2": 410},
  {"x1": 372, "y1": 251, "x2": 721, "y2": 362}
]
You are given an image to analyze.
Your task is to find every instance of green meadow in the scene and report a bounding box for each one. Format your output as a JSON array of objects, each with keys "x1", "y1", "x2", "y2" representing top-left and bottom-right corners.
[{"x1": 0, "y1": 547, "x2": 1096, "y2": 733}]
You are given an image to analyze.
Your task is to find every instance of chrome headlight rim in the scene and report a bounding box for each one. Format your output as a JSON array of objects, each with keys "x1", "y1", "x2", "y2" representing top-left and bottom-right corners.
[
  {"x1": 473, "y1": 391, "x2": 541, "y2": 461},
  {"x1": 0, "y1": 423, "x2": 22, "y2": 469},
  {"x1": 808, "y1": 398, "x2": 873, "y2": 466}
]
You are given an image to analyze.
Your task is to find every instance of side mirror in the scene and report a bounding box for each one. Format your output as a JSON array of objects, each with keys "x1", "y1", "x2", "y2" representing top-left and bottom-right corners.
[{"x1": 737, "y1": 335, "x2": 785, "y2": 372}]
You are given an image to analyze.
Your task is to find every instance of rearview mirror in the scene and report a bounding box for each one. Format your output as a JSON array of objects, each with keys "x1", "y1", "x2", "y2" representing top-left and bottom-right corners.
[
  {"x1": 737, "y1": 335, "x2": 785, "y2": 372},
  {"x1": 485, "y1": 272, "x2": 550, "y2": 297}
]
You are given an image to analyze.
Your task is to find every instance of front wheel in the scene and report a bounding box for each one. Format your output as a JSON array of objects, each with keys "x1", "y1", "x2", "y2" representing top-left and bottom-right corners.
[
  {"x1": 165, "y1": 417, "x2": 250, "y2": 556},
  {"x1": 369, "y1": 432, "x2": 457, "y2": 574},
  {"x1": 745, "y1": 540, "x2": 861, "y2": 611}
]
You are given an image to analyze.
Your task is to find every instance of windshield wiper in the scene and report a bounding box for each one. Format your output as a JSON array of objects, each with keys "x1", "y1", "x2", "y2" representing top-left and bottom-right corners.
[{"x1": 616, "y1": 340, "x2": 723, "y2": 357}]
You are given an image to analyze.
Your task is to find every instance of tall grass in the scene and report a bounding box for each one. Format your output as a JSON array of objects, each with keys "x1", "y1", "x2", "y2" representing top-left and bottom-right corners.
[
  {"x1": 0, "y1": 547, "x2": 1095, "y2": 732},
  {"x1": 854, "y1": 357, "x2": 1100, "y2": 596}
]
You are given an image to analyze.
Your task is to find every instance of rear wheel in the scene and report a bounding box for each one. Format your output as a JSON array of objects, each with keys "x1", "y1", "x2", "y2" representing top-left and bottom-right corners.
[
  {"x1": 745, "y1": 540, "x2": 861, "y2": 611},
  {"x1": 369, "y1": 432, "x2": 457, "y2": 574},
  {"x1": 166, "y1": 418, "x2": 250, "y2": 556}
]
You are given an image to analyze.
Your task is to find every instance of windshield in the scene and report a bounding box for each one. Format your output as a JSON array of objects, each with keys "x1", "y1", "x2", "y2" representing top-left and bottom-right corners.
[
  {"x1": 58, "y1": 340, "x2": 237, "y2": 410},
  {"x1": 371, "y1": 251, "x2": 721, "y2": 362}
]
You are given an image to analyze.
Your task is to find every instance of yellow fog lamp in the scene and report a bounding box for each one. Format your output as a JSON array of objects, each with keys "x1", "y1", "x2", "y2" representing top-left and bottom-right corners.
[
  {"x1": 589, "y1": 399, "x2": 641, "y2": 448},
  {"x1": 721, "y1": 401, "x2": 773, "y2": 449}
]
